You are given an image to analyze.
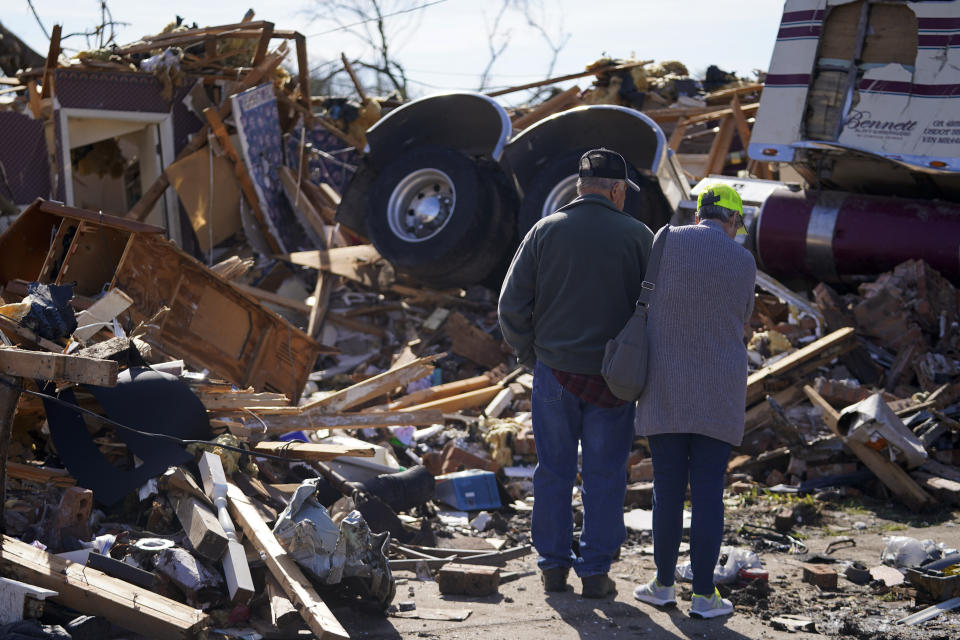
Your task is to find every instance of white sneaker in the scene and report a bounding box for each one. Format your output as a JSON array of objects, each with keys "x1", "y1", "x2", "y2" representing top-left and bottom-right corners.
[
  {"x1": 633, "y1": 577, "x2": 677, "y2": 607},
  {"x1": 689, "y1": 588, "x2": 734, "y2": 618}
]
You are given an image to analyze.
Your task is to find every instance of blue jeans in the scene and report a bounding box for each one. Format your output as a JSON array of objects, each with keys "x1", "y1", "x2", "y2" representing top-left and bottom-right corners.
[
  {"x1": 648, "y1": 433, "x2": 731, "y2": 595},
  {"x1": 531, "y1": 361, "x2": 635, "y2": 577}
]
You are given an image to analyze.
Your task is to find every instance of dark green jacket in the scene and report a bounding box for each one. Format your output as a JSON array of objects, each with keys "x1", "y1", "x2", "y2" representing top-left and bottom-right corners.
[{"x1": 498, "y1": 194, "x2": 654, "y2": 374}]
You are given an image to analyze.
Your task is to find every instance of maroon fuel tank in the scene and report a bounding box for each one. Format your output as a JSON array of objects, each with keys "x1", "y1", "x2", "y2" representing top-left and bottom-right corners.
[{"x1": 755, "y1": 189, "x2": 960, "y2": 283}]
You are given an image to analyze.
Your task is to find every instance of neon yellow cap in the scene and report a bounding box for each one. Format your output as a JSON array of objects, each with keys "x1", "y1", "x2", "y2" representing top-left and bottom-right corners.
[{"x1": 697, "y1": 183, "x2": 746, "y2": 236}]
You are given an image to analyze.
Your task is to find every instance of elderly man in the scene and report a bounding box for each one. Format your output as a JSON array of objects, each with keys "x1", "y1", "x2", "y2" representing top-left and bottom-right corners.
[
  {"x1": 632, "y1": 183, "x2": 756, "y2": 618},
  {"x1": 499, "y1": 148, "x2": 653, "y2": 598}
]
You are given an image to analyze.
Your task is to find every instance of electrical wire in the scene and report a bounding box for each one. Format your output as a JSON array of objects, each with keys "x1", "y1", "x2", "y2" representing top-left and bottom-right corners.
[
  {"x1": 0, "y1": 376, "x2": 301, "y2": 464},
  {"x1": 305, "y1": 0, "x2": 451, "y2": 38}
]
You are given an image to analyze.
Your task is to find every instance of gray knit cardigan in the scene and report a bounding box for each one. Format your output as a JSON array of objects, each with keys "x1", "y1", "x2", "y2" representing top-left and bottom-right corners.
[{"x1": 635, "y1": 220, "x2": 757, "y2": 446}]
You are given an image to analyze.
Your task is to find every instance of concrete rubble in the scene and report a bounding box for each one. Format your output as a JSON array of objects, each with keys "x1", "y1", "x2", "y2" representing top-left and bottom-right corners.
[{"x1": 0, "y1": 3, "x2": 959, "y2": 640}]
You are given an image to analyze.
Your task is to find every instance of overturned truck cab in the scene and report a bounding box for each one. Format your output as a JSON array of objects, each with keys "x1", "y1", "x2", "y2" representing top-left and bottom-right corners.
[{"x1": 336, "y1": 93, "x2": 689, "y2": 288}]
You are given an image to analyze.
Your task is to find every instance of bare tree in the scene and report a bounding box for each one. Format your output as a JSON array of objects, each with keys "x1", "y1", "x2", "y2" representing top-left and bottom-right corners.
[
  {"x1": 478, "y1": 0, "x2": 512, "y2": 92},
  {"x1": 519, "y1": 0, "x2": 571, "y2": 100},
  {"x1": 308, "y1": 0, "x2": 440, "y2": 100}
]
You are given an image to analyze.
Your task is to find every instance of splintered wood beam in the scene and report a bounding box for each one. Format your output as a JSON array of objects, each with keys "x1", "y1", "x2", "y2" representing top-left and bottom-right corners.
[
  {"x1": 252, "y1": 441, "x2": 375, "y2": 461},
  {"x1": 730, "y1": 94, "x2": 753, "y2": 148},
  {"x1": 252, "y1": 23, "x2": 275, "y2": 66},
  {"x1": 296, "y1": 34, "x2": 311, "y2": 109},
  {"x1": 388, "y1": 375, "x2": 493, "y2": 410},
  {"x1": 404, "y1": 386, "x2": 504, "y2": 414},
  {"x1": 0, "y1": 347, "x2": 119, "y2": 386},
  {"x1": 299, "y1": 354, "x2": 442, "y2": 412},
  {"x1": 5, "y1": 461, "x2": 76, "y2": 487},
  {"x1": 267, "y1": 574, "x2": 300, "y2": 630},
  {"x1": 285, "y1": 245, "x2": 392, "y2": 289},
  {"x1": 705, "y1": 115, "x2": 736, "y2": 176},
  {"x1": 746, "y1": 327, "x2": 857, "y2": 406},
  {"x1": 203, "y1": 107, "x2": 283, "y2": 254},
  {"x1": 40, "y1": 25, "x2": 61, "y2": 99},
  {"x1": 511, "y1": 85, "x2": 581, "y2": 130},
  {"x1": 226, "y1": 484, "x2": 349, "y2": 640},
  {"x1": 279, "y1": 166, "x2": 329, "y2": 241},
  {"x1": 129, "y1": 44, "x2": 288, "y2": 221},
  {"x1": 486, "y1": 60, "x2": 652, "y2": 98},
  {"x1": 340, "y1": 52, "x2": 367, "y2": 103},
  {"x1": 803, "y1": 385, "x2": 936, "y2": 512},
  {"x1": 0, "y1": 535, "x2": 207, "y2": 639}
]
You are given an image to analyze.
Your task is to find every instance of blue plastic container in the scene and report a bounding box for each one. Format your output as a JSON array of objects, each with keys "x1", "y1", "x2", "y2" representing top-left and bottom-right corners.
[{"x1": 434, "y1": 469, "x2": 501, "y2": 511}]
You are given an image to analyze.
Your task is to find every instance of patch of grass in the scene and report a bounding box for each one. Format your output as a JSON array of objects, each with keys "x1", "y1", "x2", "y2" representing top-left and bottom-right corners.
[
  {"x1": 837, "y1": 499, "x2": 872, "y2": 516},
  {"x1": 878, "y1": 522, "x2": 908, "y2": 533}
]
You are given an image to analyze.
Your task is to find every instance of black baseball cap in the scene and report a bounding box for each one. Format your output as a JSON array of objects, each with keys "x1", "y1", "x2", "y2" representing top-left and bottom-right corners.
[{"x1": 578, "y1": 148, "x2": 641, "y2": 192}]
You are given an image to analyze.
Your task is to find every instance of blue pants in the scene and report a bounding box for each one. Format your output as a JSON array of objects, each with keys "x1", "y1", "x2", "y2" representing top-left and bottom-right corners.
[
  {"x1": 531, "y1": 361, "x2": 635, "y2": 577},
  {"x1": 648, "y1": 433, "x2": 731, "y2": 595}
]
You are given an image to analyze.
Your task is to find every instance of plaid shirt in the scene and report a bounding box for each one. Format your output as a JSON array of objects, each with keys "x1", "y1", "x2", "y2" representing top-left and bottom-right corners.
[{"x1": 550, "y1": 368, "x2": 627, "y2": 408}]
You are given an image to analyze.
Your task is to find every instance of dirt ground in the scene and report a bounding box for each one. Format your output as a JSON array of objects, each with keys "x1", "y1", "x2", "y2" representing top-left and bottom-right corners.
[{"x1": 331, "y1": 495, "x2": 960, "y2": 640}]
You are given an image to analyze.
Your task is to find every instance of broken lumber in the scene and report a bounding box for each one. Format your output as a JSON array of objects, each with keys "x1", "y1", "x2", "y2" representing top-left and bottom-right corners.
[
  {"x1": 388, "y1": 375, "x2": 493, "y2": 410},
  {"x1": 0, "y1": 535, "x2": 206, "y2": 639},
  {"x1": 804, "y1": 385, "x2": 936, "y2": 511},
  {"x1": 285, "y1": 244, "x2": 394, "y2": 289},
  {"x1": 0, "y1": 347, "x2": 118, "y2": 386},
  {"x1": 252, "y1": 441, "x2": 376, "y2": 461},
  {"x1": 747, "y1": 328, "x2": 857, "y2": 405},
  {"x1": 444, "y1": 312, "x2": 505, "y2": 369},
  {"x1": 226, "y1": 483, "x2": 349, "y2": 640},
  {"x1": 299, "y1": 354, "x2": 442, "y2": 413},
  {"x1": 404, "y1": 386, "x2": 504, "y2": 414},
  {"x1": 266, "y1": 574, "x2": 300, "y2": 631},
  {"x1": 174, "y1": 496, "x2": 229, "y2": 562},
  {"x1": 0, "y1": 373, "x2": 21, "y2": 543}
]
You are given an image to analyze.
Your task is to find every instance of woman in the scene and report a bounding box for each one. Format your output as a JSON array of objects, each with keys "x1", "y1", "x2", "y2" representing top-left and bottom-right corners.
[{"x1": 632, "y1": 183, "x2": 756, "y2": 619}]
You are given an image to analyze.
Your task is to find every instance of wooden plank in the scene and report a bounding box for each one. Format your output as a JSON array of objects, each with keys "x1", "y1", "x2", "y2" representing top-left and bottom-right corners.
[
  {"x1": 340, "y1": 52, "x2": 368, "y2": 103},
  {"x1": 252, "y1": 23, "x2": 275, "y2": 66},
  {"x1": 0, "y1": 535, "x2": 207, "y2": 639},
  {"x1": 483, "y1": 383, "x2": 522, "y2": 419},
  {"x1": 404, "y1": 386, "x2": 503, "y2": 414},
  {"x1": 0, "y1": 347, "x2": 118, "y2": 386},
  {"x1": 204, "y1": 107, "x2": 283, "y2": 254},
  {"x1": 444, "y1": 312, "x2": 504, "y2": 369},
  {"x1": 0, "y1": 314, "x2": 63, "y2": 353},
  {"x1": 388, "y1": 375, "x2": 493, "y2": 410},
  {"x1": 744, "y1": 385, "x2": 806, "y2": 434},
  {"x1": 668, "y1": 117, "x2": 688, "y2": 152},
  {"x1": 195, "y1": 389, "x2": 290, "y2": 411},
  {"x1": 40, "y1": 25, "x2": 61, "y2": 99},
  {"x1": 286, "y1": 245, "x2": 393, "y2": 289},
  {"x1": 511, "y1": 85, "x2": 580, "y2": 130},
  {"x1": 252, "y1": 441, "x2": 375, "y2": 461},
  {"x1": 729, "y1": 94, "x2": 753, "y2": 148},
  {"x1": 226, "y1": 484, "x2": 349, "y2": 640},
  {"x1": 296, "y1": 34, "x2": 311, "y2": 110},
  {"x1": 267, "y1": 574, "x2": 300, "y2": 630},
  {"x1": 231, "y1": 408, "x2": 444, "y2": 437},
  {"x1": 299, "y1": 354, "x2": 442, "y2": 413},
  {"x1": 705, "y1": 115, "x2": 736, "y2": 177},
  {"x1": 804, "y1": 385, "x2": 935, "y2": 512},
  {"x1": 746, "y1": 328, "x2": 857, "y2": 406},
  {"x1": 174, "y1": 496, "x2": 229, "y2": 562},
  {"x1": 5, "y1": 461, "x2": 76, "y2": 487},
  {"x1": 486, "y1": 60, "x2": 651, "y2": 97}
]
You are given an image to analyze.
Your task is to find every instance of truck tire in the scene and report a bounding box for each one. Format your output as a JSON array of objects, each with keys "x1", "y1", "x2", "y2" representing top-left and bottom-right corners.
[
  {"x1": 367, "y1": 146, "x2": 493, "y2": 272},
  {"x1": 402, "y1": 161, "x2": 517, "y2": 289},
  {"x1": 516, "y1": 150, "x2": 660, "y2": 238}
]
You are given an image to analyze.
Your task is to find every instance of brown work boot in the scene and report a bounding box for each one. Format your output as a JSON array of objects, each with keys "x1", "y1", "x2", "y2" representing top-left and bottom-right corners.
[
  {"x1": 581, "y1": 574, "x2": 617, "y2": 598},
  {"x1": 541, "y1": 567, "x2": 569, "y2": 592}
]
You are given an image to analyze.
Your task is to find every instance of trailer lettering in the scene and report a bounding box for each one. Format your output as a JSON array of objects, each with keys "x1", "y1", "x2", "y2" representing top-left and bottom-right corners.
[{"x1": 844, "y1": 109, "x2": 916, "y2": 136}]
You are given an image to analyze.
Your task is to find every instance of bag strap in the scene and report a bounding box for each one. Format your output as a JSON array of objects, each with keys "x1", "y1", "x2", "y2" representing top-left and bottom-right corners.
[{"x1": 637, "y1": 225, "x2": 670, "y2": 308}]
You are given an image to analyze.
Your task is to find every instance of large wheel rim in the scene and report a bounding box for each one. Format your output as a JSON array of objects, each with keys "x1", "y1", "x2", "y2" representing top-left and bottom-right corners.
[
  {"x1": 541, "y1": 174, "x2": 578, "y2": 218},
  {"x1": 386, "y1": 168, "x2": 457, "y2": 242}
]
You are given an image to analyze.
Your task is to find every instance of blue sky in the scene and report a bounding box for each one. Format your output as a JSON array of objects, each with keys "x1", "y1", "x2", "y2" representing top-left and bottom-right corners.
[{"x1": 8, "y1": 1, "x2": 785, "y2": 103}]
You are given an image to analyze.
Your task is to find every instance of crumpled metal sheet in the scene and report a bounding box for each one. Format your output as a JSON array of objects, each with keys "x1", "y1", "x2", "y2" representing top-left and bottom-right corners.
[
  {"x1": 272, "y1": 478, "x2": 395, "y2": 607},
  {"x1": 838, "y1": 393, "x2": 928, "y2": 468}
]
